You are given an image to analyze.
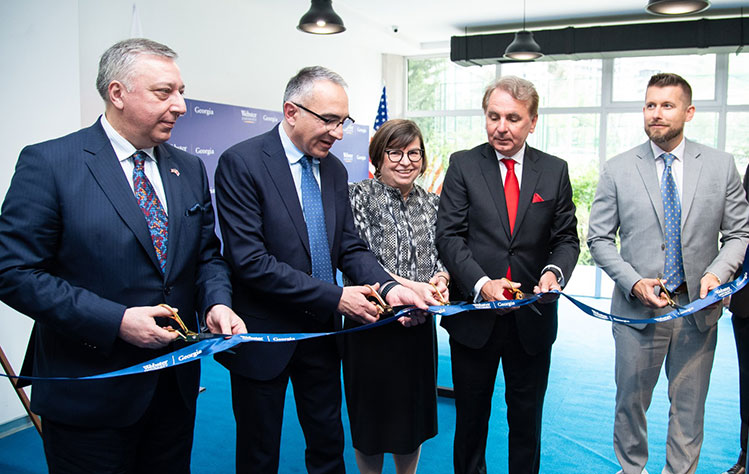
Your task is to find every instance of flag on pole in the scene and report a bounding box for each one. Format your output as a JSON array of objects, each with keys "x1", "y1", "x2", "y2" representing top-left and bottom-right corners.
[
  {"x1": 374, "y1": 86, "x2": 388, "y2": 131},
  {"x1": 369, "y1": 86, "x2": 388, "y2": 177}
]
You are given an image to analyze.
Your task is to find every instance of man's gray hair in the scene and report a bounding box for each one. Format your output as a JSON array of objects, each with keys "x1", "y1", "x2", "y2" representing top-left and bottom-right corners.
[
  {"x1": 96, "y1": 38, "x2": 178, "y2": 101},
  {"x1": 482, "y1": 75, "x2": 539, "y2": 118},
  {"x1": 283, "y1": 66, "x2": 347, "y2": 103}
]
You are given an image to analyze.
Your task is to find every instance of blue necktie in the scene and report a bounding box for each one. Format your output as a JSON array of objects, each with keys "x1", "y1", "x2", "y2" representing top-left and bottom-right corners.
[
  {"x1": 132, "y1": 151, "x2": 168, "y2": 273},
  {"x1": 300, "y1": 156, "x2": 334, "y2": 283},
  {"x1": 660, "y1": 153, "x2": 685, "y2": 291}
]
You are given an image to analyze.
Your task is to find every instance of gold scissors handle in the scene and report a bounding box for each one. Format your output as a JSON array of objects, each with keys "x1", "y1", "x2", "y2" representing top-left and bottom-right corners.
[
  {"x1": 364, "y1": 284, "x2": 392, "y2": 314},
  {"x1": 501, "y1": 278, "x2": 524, "y2": 300},
  {"x1": 429, "y1": 283, "x2": 449, "y2": 306},
  {"x1": 159, "y1": 304, "x2": 199, "y2": 340},
  {"x1": 656, "y1": 278, "x2": 682, "y2": 309}
]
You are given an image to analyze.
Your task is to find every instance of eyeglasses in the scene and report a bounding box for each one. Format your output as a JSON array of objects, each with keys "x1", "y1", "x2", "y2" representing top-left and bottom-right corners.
[
  {"x1": 385, "y1": 149, "x2": 424, "y2": 163},
  {"x1": 292, "y1": 102, "x2": 354, "y2": 131}
]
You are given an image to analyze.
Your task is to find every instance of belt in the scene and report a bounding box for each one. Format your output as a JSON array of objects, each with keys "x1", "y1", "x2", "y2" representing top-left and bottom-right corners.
[{"x1": 672, "y1": 282, "x2": 688, "y2": 295}]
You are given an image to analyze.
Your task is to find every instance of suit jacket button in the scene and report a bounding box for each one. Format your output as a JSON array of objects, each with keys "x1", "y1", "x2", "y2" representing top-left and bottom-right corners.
[
  {"x1": 661, "y1": 243, "x2": 666, "y2": 250},
  {"x1": 508, "y1": 249, "x2": 515, "y2": 256},
  {"x1": 164, "y1": 286, "x2": 171, "y2": 295}
]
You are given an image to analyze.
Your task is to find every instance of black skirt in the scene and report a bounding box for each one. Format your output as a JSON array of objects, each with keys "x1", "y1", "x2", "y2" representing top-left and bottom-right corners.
[{"x1": 342, "y1": 314, "x2": 438, "y2": 455}]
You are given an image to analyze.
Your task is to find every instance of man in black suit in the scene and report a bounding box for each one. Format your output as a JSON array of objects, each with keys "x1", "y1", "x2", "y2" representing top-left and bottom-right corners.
[
  {"x1": 0, "y1": 38, "x2": 245, "y2": 473},
  {"x1": 214, "y1": 66, "x2": 428, "y2": 474},
  {"x1": 436, "y1": 76, "x2": 579, "y2": 474},
  {"x1": 725, "y1": 165, "x2": 749, "y2": 474}
]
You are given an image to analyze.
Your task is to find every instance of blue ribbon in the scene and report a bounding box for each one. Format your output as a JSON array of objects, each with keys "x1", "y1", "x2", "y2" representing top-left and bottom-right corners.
[{"x1": 6, "y1": 256, "x2": 748, "y2": 381}]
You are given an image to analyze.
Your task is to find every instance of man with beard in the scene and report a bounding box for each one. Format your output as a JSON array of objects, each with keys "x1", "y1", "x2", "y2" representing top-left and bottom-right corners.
[{"x1": 588, "y1": 72, "x2": 749, "y2": 474}]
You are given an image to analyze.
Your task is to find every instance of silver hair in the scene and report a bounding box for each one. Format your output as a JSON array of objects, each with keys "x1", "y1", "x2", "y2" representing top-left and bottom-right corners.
[
  {"x1": 283, "y1": 66, "x2": 347, "y2": 103},
  {"x1": 96, "y1": 38, "x2": 178, "y2": 101},
  {"x1": 482, "y1": 75, "x2": 539, "y2": 118}
]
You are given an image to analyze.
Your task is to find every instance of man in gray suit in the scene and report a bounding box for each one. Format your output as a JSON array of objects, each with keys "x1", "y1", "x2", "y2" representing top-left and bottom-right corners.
[{"x1": 588, "y1": 72, "x2": 749, "y2": 474}]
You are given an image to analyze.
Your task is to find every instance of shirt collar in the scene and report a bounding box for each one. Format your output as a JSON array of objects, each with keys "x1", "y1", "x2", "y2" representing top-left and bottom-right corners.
[
  {"x1": 494, "y1": 143, "x2": 526, "y2": 165},
  {"x1": 650, "y1": 137, "x2": 685, "y2": 163},
  {"x1": 278, "y1": 123, "x2": 315, "y2": 166},
  {"x1": 100, "y1": 114, "x2": 156, "y2": 163}
]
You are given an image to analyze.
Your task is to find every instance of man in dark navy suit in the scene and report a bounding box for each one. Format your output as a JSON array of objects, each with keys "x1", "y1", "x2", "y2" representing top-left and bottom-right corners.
[
  {"x1": 214, "y1": 66, "x2": 429, "y2": 473},
  {"x1": 0, "y1": 38, "x2": 245, "y2": 473},
  {"x1": 436, "y1": 76, "x2": 579, "y2": 474}
]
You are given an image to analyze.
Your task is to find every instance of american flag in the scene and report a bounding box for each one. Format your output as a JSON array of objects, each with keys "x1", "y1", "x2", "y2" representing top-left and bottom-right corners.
[
  {"x1": 374, "y1": 86, "x2": 388, "y2": 131},
  {"x1": 369, "y1": 86, "x2": 389, "y2": 178}
]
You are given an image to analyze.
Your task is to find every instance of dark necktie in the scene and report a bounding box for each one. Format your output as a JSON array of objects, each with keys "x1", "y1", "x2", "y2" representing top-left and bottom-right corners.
[
  {"x1": 300, "y1": 156, "x2": 334, "y2": 283},
  {"x1": 660, "y1": 153, "x2": 685, "y2": 291},
  {"x1": 132, "y1": 151, "x2": 168, "y2": 273},
  {"x1": 502, "y1": 158, "x2": 520, "y2": 298}
]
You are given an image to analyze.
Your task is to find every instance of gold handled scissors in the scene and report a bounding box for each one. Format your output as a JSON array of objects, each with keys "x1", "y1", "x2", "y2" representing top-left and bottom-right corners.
[
  {"x1": 158, "y1": 304, "x2": 200, "y2": 341},
  {"x1": 429, "y1": 283, "x2": 449, "y2": 306}
]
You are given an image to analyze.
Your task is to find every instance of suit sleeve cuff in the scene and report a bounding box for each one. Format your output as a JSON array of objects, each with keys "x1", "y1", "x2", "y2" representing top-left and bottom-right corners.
[
  {"x1": 541, "y1": 264, "x2": 565, "y2": 287},
  {"x1": 473, "y1": 276, "x2": 490, "y2": 303}
]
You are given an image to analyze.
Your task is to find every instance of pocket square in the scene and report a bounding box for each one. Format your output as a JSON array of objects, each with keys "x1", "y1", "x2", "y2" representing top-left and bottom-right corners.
[
  {"x1": 532, "y1": 193, "x2": 544, "y2": 203},
  {"x1": 185, "y1": 203, "x2": 204, "y2": 216}
]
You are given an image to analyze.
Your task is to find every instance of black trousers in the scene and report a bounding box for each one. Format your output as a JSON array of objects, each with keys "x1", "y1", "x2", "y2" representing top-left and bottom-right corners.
[
  {"x1": 450, "y1": 314, "x2": 551, "y2": 474},
  {"x1": 734, "y1": 315, "x2": 749, "y2": 462},
  {"x1": 230, "y1": 335, "x2": 344, "y2": 474},
  {"x1": 42, "y1": 368, "x2": 195, "y2": 474}
]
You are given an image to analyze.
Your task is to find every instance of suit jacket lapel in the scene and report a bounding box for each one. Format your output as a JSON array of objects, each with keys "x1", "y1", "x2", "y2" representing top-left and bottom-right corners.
[
  {"x1": 680, "y1": 139, "x2": 702, "y2": 225},
  {"x1": 82, "y1": 122, "x2": 163, "y2": 272},
  {"x1": 319, "y1": 156, "x2": 337, "y2": 254},
  {"x1": 634, "y1": 142, "x2": 666, "y2": 234},
  {"x1": 513, "y1": 146, "x2": 540, "y2": 242},
  {"x1": 261, "y1": 128, "x2": 311, "y2": 256},
  {"x1": 156, "y1": 144, "x2": 182, "y2": 277},
  {"x1": 479, "y1": 144, "x2": 512, "y2": 241}
]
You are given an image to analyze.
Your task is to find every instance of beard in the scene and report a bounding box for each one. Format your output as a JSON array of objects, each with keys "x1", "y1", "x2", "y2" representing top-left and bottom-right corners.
[{"x1": 645, "y1": 123, "x2": 683, "y2": 145}]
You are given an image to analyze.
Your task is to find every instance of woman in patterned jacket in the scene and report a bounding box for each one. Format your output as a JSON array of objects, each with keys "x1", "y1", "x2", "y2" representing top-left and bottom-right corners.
[{"x1": 343, "y1": 119, "x2": 449, "y2": 474}]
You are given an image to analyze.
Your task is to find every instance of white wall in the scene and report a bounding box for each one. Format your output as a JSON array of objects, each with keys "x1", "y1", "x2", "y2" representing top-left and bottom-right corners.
[{"x1": 0, "y1": 0, "x2": 419, "y2": 426}]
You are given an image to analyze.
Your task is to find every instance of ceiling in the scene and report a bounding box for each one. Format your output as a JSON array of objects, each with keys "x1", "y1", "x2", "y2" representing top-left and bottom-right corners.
[{"x1": 333, "y1": 0, "x2": 748, "y2": 51}]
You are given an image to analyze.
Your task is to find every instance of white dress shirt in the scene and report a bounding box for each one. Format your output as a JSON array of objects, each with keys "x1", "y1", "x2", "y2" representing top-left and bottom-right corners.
[
  {"x1": 100, "y1": 115, "x2": 168, "y2": 213},
  {"x1": 650, "y1": 138, "x2": 685, "y2": 202},
  {"x1": 278, "y1": 124, "x2": 322, "y2": 211}
]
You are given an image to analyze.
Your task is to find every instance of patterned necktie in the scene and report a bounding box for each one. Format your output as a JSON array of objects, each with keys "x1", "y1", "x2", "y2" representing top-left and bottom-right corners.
[
  {"x1": 501, "y1": 158, "x2": 520, "y2": 299},
  {"x1": 300, "y1": 156, "x2": 334, "y2": 283},
  {"x1": 660, "y1": 153, "x2": 685, "y2": 291},
  {"x1": 132, "y1": 151, "x2": 168, "y2": 273}
]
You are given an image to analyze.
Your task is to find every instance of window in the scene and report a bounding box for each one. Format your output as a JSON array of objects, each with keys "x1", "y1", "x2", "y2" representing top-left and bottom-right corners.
[{"x1": 406, "y1": 52, "x2": 749, "y2": 293}]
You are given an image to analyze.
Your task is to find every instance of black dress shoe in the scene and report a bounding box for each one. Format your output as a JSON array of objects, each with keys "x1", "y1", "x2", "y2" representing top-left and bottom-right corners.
[{"x1": 723, "y1": 462, "x2": 746, "y2": 474}]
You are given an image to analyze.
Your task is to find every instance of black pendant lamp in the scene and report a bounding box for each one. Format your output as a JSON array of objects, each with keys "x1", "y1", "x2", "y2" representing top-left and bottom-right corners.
[
  {"x1": 646, "y1": 0, "x2": 710, "y2": 15},
  {"x1": 298, "y1": 0, "x2": 346, "y2": 34},
  {"x1": 504, "y1": 0, "x2": 543, "y2": 60}
]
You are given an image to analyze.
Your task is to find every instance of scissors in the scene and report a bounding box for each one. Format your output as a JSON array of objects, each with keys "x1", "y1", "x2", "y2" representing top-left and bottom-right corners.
[
  {"x1": 429, "y1": 283, "x2": 449, "y2": 306},
  {"x1": 158, "y1": 304, "x2": 202, "y2": 342},
  {"x1": 501, "y1": 278, "x2": 543, "y2": 316},
  {"x1": 364, "y1": 284, "x2": 393, "y2": 315},
  {"x1": 656, "y1": 278, "x2": 687, "y2": 310}
]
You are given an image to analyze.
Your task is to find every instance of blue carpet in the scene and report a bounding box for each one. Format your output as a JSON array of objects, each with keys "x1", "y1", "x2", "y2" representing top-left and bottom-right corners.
[{"x1": 0, "y1": 297, "x2": 740, "y2": 473}]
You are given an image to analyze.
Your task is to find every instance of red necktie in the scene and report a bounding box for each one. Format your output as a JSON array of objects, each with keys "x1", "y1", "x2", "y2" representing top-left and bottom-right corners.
[{"x1": 501, "y1": 158, "x2": 519, "y2": 299}]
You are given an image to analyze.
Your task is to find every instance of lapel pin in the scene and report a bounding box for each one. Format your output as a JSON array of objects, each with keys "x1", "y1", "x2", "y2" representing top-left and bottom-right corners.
[{"x1": 170, "y1": 168, "x2": 180, "y2": 177}]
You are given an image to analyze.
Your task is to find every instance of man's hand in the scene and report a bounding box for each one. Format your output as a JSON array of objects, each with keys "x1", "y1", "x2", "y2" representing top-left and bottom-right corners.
[
  {"x1": 119, "y1": 305, "x2": 179, "y2": 349},
  {"x1": 206, "y1": 304, "x2": 247, "y2": 335},
  {"x1": 384, "y1": 284, "x2": 429, "y2": 327},
  {"x1": 338, "y1": 285, "x2": 381, "y2": 324},
  {"x1": 699, "y1": 272, "x2": 721, "y2": 299},
  {"x1": 631, "y1": 278, "x2": 669, "y2": 309},
  {"x1": 480, "y1": 278, "x2": 520, "y2": 302},
  {"x1": 534, "y1": 271, "x2": 561, "y2": 304}
]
